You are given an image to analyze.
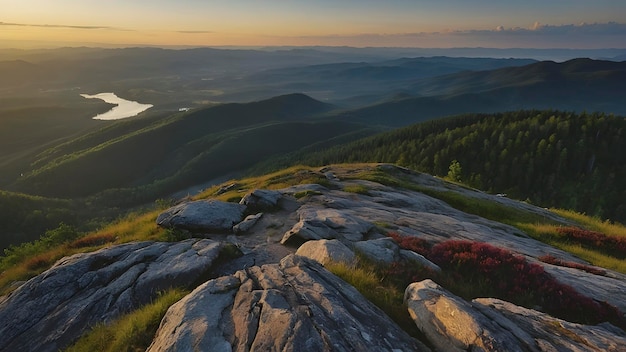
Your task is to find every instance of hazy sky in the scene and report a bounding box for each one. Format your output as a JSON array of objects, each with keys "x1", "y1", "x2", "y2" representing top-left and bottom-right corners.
[{"x1": 1, "y1": 0, "x2": 625, "y2": 48}]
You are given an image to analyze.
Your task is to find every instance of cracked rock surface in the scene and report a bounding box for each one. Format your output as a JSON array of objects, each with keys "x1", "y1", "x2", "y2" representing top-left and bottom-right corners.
[
  {"x1": 0, "y1": 239, "x2": 229, "y2": 352},
  {"x1": 147, "y1": 255, "x2": 430, "y2": 352},
  {"x1": 405, "y1": 279, "x2": 626, "y2": 352}
]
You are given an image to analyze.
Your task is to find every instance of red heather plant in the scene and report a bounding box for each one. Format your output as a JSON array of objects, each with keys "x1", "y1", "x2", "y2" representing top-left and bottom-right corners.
[
  {"x1": 429, "y1": 240, "x2": 624, "y2": 328},
  {"x1": 538, "y1": 254, "x2": 607, "y2": 276},
  {"x1": 387, "y1": 232, "x2": 430, "y2": 256},
  {"x1": 387, "y1": 233, "x2": 625, "y2": 328},
  {"x1": 556, "y1": 227, "x2": 626, "y2": 258}
]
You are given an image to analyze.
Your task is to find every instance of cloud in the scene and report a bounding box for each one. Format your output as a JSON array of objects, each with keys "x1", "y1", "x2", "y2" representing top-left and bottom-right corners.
[
  {"x1": 0, "y1": 21, "x2": 127, "y2": 31},
  {"x1": 477, "y1": 22, "x2": 626, "y2": 36},
  {"x1": 283, "y1": 22, "x2": 626, "y2": 49},
  {"x1": 176, "y1": 30, "x2": 214, "y2": 34}
]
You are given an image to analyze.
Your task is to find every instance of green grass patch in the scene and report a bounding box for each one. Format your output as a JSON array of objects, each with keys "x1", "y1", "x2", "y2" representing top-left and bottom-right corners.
[
  {"x1": 64, "y1": 288, "x2": 188, "y2": 352},
  {"x1": 0, "y1": 209, "x2": 168, "y2": 295},
  {"x1": 293, "y1": 190, "x2": 322, "y2": 199},
  {"x1": 350, "y1": 165, "x2": 549, "y2": 226},
  {"x1": 517, "y1": 222, "x2": 626, "y2": 275},
  {"x1": 342, "y1": 184, "x2": 370, "y2": 195},
  {"x1": 325, "y1": 259, "x2": 423, "y2": 339},
  {"x1": 553, "y1": 209, "x2": 626, "y2": 238}
]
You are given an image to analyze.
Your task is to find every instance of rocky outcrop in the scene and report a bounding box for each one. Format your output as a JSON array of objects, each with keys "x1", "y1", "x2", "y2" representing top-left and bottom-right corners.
[
  {"x1": 295, "y1": 239, "x2": 356, "y2": 265},
  {"x1": 239, "y1": 189, "x2": 283, "y2": 211},
  {"x1": 233, "y1": 213, "x2": 263, "y2": 234},
  {"x1": 281, "y1": 205, "x2": 374, "y2": 245},
  {"x1": 354, "y1": 237, "x2": 400, "y2": 264},
  {"x1": 0, "y1": 239, "x2": 233, "y2": 352},
  {"x1": 405, "y1": 279, "x2": 626, "y2": 352},
  {"x1": 157, "y1": 200, "x2": 246, "y2": 232},
  {"x1": 3, "y1": 164, "x2": 626, "y2": 351},
  {"x1": 147, "y1": 255, "x2": 429, "y2": 352}
]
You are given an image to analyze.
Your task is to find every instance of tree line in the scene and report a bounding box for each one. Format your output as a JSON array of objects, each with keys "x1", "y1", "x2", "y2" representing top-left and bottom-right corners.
[{"x1": 284, "y1": 110, "x2": 626, "y2": 222}]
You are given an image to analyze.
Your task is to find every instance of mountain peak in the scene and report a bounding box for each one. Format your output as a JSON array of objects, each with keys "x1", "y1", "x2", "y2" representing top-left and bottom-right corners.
[{"x1": 2, "y1": 164, "x2": 625, "y2": 351}]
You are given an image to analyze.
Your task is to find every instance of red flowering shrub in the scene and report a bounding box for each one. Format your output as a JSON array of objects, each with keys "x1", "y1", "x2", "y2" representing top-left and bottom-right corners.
[
  {"x1": 556, "y1": 227, "x2": 626, "y2": 258},
  {"x1": 428, "y1": 240, "x2": 624, "y2": 328},
  {"x1": 539, "y1": 254, "x2": 607, "y2": 276},
  {"x1": 387, "y1": 232, "x2": 430, "y2": 255},
  {"x1": 387, "y1": 232, "x2": 624, "y2": 328}
]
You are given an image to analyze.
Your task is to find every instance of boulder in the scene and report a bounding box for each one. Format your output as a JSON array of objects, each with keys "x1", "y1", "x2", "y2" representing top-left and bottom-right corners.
[
  {"x1": 157, "y1": 200, "x2": 246, "y2": 232},
  {"x1": 281, "y1": 219, "x2": 337, "y2": 245},
  {"x1": 147, "y1": 255, "x2": 429, "y2": 352},
  {"x1": 0, "y1": 239, "x2": 234, "y2": 352},
  {"x1": 400, "y1": 249, "x2": 442, "y2": 273},
  {"x1": 295, "y1": 239, "x2": 356, "y2": 265},
  {"x1": 281, "y1": 205, "x2": 373, "y2": 245},
  {"x1": 354, "y1": 237, "x2": 400, "y2": 264},
  {"x1": 239, "y1": 189, "x2": 283, "y2": 211},
  {"x1": 233, "y1": 213, "x2": 263, "y2": 234},
  {"x1": 405, "y1": 279, "x2": 626, "y2": 352}
]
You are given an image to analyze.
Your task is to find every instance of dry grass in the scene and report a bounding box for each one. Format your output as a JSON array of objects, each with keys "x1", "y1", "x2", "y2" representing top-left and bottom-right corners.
[
  {"x1": 553, "y1": 209, "x2": 626, "y2": 238},
  {"x1": 325, "y1": 260, "x2": 422, "y2": 338},
  {"x1": 64, "y1": 288, "x2": 188, "y2": 352}
]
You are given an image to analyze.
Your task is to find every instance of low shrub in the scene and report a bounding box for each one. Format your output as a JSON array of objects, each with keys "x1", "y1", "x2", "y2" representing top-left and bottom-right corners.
[
  {"x1": 556, "y1": 227, "x2": 626, "y2": 258},
  {"x1": 387, "y1": 232, "x2": 430, "y2": 256},
  {"x1": 538, "y1": 254, "x2": 606, "y2": 276},
  {"x1": 387, "y1": 233, "x2": 625, "y2": 328}
]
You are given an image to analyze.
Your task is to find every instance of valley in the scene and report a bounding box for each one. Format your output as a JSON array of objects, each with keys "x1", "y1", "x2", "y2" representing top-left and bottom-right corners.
[
  {"x1": 1, "y1": 47, "x2": 626, "y2": 251},
  {"x1": 1, "y1": 45, "x2": 626, "y2": 351}
]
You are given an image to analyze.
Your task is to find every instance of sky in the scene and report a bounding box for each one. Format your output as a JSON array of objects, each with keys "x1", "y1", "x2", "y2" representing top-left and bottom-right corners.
[{"x1": 1, "y1": 0, "x2": 625, "y2": 49}]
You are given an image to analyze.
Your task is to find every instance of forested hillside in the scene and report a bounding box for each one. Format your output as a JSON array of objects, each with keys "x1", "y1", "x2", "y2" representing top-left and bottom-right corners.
[{"x1": 271, "y1": 110, "x2": 626, "y2": 222}]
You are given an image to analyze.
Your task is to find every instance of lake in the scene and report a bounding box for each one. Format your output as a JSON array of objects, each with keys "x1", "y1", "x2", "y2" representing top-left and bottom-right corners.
[{"x1": 80, "y1": 92, "x2": 153, "y2": 120}]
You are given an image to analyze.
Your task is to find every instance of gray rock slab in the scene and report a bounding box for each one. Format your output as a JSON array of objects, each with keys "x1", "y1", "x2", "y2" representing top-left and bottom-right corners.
[
  {"x1": 473, "y1": 298, "x2": 626, "y2": 352},
  {"x1": 233, "y1": 213, "x2": 263, "y2": 234},
  {"x1": 157, "y1": 199, "x2": 246, "y2": 232},
  {"x1": 354, "y1": 237, "x2": 400, "y2": 264},
  {"x1": 405, "y1": 279, "x2": 626, "y2": 352},
  {"x1": 295, "y1": 239, "x2": 356, "y2": 265},
  {"x1": 148, "y1": 254, "x2": 429, "y2": 352},
  {"x1": 281, "y1": 204, "x2": 373, "y2": 245},
  {"x1": 0, "y1": 239, "x2": 229, "y2": 352},
  {"x1": 239, "y1": 189, "x2": 283, "y2": 210}
]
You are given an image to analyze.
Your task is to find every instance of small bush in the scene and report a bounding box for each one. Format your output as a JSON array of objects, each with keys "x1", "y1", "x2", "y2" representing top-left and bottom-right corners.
[
  {"x1": 387, "y1": 232, "x2": 430, "y2": 256},
  {"x1": 387, "y1": 232, "x2": 625, "y2": 328},
  {"x1": 41, "y1": 223, "x2": 80, "y2": 246},
  {"x1": 538, "y1": 254, "x2": 606, "y2": 276},
  {"x1": 556, "y1": 227, "x2": 626, "y2": 258},
  {"x1": 428, "y1": 240, "x2": 625, "y2": 328}
]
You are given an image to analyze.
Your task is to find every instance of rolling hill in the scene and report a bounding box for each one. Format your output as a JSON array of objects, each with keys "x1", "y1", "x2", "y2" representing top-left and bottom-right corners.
[
  {"x1": 331, "y1": 59, "x2": 626, "y2": 127},
  {"x1": 10, "y1": 94, "x2": 371, "y2": 200}
]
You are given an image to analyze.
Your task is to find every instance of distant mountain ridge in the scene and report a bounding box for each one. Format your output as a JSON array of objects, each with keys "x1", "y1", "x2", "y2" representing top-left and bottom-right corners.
[{"x1": 333, "y1": 58, "x2": 626, "y2": 127}]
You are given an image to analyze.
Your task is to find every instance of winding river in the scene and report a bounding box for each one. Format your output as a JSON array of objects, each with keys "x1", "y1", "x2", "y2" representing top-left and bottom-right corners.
[{"x1": 80, "y1": 92, "x2": 153, "y2": 120}]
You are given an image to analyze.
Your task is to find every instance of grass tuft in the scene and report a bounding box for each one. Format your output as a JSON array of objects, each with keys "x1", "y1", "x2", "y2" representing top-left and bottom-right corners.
[
  {"x1": 325, "y1": 259, "x2": 423, "y2": 339},
  {"x1": 64, "y1": 288, "x2": 188, "y2": 352}
]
